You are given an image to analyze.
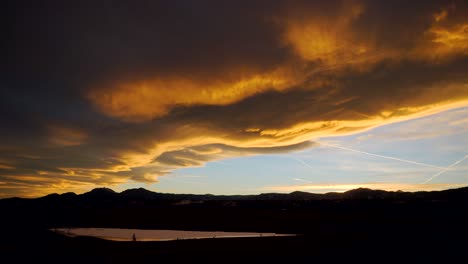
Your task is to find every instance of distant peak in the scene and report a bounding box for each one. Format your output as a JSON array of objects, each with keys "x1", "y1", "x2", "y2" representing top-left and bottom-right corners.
[
  {"x1": 42, "y1": 193, "x2": 59, "y2": 198},
  {"x1": 345, "y1": 188, "x2": 374, "y2": 193},
  {"x1": 122, "y1": 187, "x2": 152, "y2": 193},
  {"x1": 60, "y1": 192, "x2": 77, "y2": 197},
  {"x1": 290, "y1": 191, "x2": 308, "y2": 194},
  {"x1": 88, "y1": 187, "x2": 116, "y2": 194},
  {"x1": 120, "y1": 188, "x2": 158, "y2": 199},
  {"x1": 290, "y1": 191, "x2": 310, "y2": 195}
]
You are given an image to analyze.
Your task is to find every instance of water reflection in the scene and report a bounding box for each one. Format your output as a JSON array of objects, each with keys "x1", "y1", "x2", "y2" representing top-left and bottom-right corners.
[{"x1": 52, "y1": 228, "x2": 295, "y2": 241}]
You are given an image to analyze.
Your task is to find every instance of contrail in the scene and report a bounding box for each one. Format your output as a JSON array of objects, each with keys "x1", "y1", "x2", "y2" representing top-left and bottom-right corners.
[
  {"x1": 422, "y1": 155, "x2": 468, "y2": 184},
  {"x1": 320, "y1": 142, "x2": 447, "y2": 170},
  {"x1": 293, "y1": 178, "x2": 314, "y2": 183},
  {"x1": 290, "y1": 157, "x2": 316, "y2": 169}
]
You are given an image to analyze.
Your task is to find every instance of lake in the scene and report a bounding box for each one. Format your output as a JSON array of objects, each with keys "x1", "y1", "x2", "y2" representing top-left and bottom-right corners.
[{"x1": 52, "y1": 228, "x2": 295, "y2": 241}]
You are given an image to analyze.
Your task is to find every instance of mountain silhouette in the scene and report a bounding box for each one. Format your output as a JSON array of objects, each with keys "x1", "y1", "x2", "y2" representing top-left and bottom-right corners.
[
  {"x1": 70, "y1": 185, "x2": 468, "y2": 201},
  {"x1": 1, "y1": 186, "x2": 468, "y2": 263},
  {"x1": 2, "y1": 186, "x2": 468, "y2": 206},
  {"x1": 83, "y1": 187, "x2": 117, "y2": 197}
]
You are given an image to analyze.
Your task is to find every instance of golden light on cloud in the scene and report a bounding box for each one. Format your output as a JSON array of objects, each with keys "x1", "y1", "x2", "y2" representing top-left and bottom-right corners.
[
  {"x1": 0, "y1": 168, "x2": 132, "y2": 198},
  {"x1": 0, "y1": 179, "x2": 97, "y2": 198},
  {"x1": 252, "y1": 99, "x2": 468, "y2": 142},
  {"x1": 283, "y1": 2, "x2": 376, "y2": 68},
  {"x1": 433, "y1": 9, "x2": 448, "y2": 23},
  {"x1": 88, "y1": 67, "x2": 301, "y2": 122},
  {"x1": 3, "y1": 1, "x2": 468, "y2": 197},
  {"x1": 81, "y1": 97, "x2": 468, "y2": 188},
  {"x1": 430, "y1": 23, "x2": 468, "y2": 55},
  {"x1": 416, "y1": 6, "x2": 468, "y2": 60},
  {"x1": 0, "y1": 164, "x2": 15, "y2": 170}
]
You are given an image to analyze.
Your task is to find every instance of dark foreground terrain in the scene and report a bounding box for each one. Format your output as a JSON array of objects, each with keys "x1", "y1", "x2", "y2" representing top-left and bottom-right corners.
[{"x1": 1, "y1": 187, "x2": 468, "y2": 263}]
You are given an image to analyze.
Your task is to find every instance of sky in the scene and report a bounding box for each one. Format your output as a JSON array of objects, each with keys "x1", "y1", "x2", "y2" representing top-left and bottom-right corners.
[
  {"x1": 142, "y1": 106, "x2": 468, "y2": 194},
  {"x1": 1, "y1": 0, "x2": 468, "y2": 197}
]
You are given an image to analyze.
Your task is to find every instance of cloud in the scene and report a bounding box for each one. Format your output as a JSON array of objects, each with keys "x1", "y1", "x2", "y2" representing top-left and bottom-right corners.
[
  {"x1": 1, "y1": 0, "x2": 468, "y2": 196},
  {"x1": 155, "y1": 141, "x2": 316, "y2": 167},
  {"x1": 281, "y1": 1, "x2": 385, "y2": 69},
  {"x1": 47, "y1": 125, "x2": 88, "y2": 147},
  {"x1": 353, "y1": 107, "x2": 468, "y2": 142},
  {"x1": 416, "y1": 4, "x2": 468, "y2": 60},
  {"x1": 0, "y1": 164, "x2": 15, "y2": 170},
  {"x1": 87, "y1": 67, "x2": 301, "y2": 122}
]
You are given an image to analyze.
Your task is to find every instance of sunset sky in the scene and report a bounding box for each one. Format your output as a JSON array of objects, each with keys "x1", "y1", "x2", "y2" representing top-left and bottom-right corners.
[{"x1": 2, "y1": 0, "x2": 468, "y2": 197}]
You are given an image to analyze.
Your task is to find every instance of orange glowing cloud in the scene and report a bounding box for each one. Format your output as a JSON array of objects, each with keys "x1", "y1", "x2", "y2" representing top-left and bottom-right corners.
[
  {"x1": 86, "y1": 1, "x2": 468, "y2": 125},
  {"x1": 2, "y1": 1, "x2": 468, "y2": 197},
  {"x1": 283, "y1": 2, "x2": 371, "y2": 65},
  {"x1": 415, "y1": 6, "x2": 468, "y2": 60},
  {"x1": 429, "y1": 23, "x2": 468, "y2": 56},
  {"x1": 88, "y1": 67, "x2": 302, "y2": 122},
  {"x1": 0, "y1": 164, "x2": 15, "y2": 170}
]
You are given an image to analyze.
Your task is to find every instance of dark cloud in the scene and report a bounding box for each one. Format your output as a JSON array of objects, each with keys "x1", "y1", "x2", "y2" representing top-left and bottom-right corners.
[
  {"x1": 5, "y1": 0, "x2": 288, "y2": 87},
  {"x1": 1, "y1": 0, "x2": 468, "y2": 197},
  {"x1": 155, "y1": 141, "x2": 317, "y2": 167}
]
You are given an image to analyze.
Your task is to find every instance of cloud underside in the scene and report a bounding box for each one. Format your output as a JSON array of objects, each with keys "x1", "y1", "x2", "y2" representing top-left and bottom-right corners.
[{"x1": 2, "y1": 0, "x2": 468, "y2": 196}]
